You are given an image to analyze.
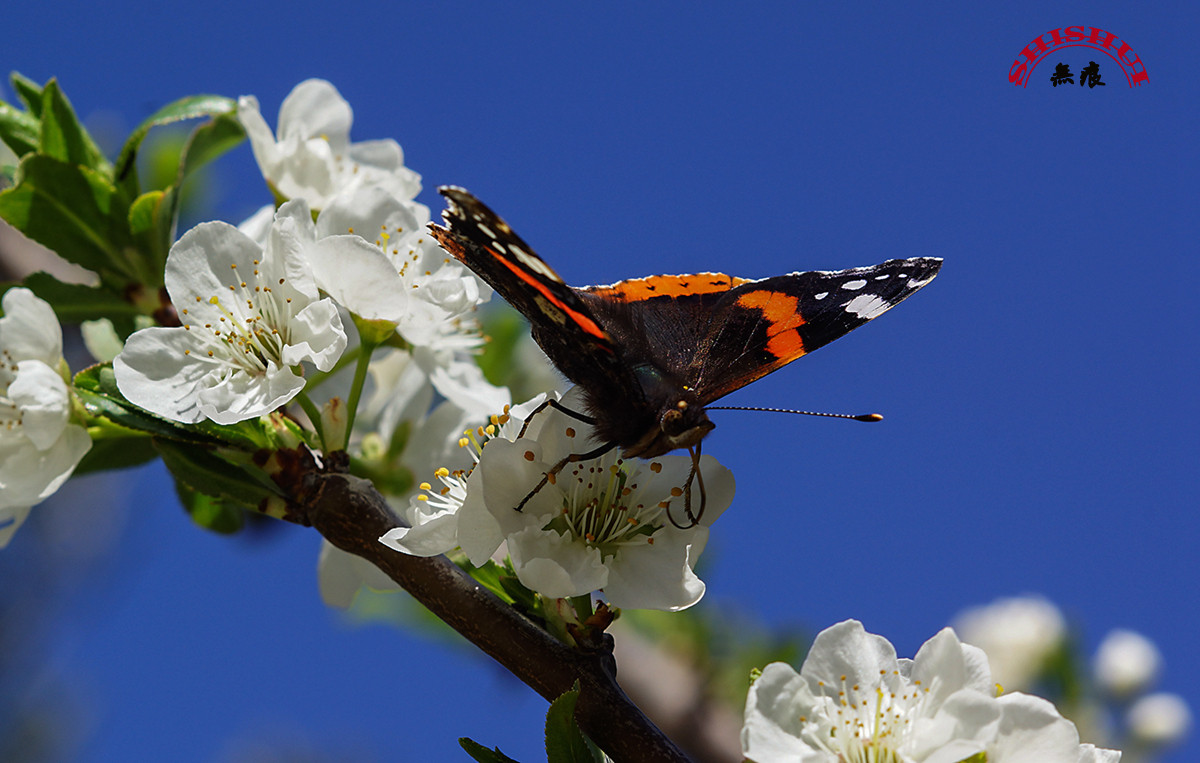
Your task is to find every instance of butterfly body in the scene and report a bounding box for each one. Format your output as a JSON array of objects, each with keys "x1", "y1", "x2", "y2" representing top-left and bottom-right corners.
[{"x1": 431, "y1": 186, "x2": 942, "y2": 464}]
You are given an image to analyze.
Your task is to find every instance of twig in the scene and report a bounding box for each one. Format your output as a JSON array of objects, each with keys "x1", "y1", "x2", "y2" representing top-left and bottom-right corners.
[{"x1": 291, "y1": 469, "x2": 693, "y2": 763}]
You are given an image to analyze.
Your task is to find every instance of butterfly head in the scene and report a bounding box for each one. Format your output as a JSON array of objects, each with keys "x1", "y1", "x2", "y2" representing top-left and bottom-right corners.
[{"x1": 620, "y1": 366, "x2": 715, "y2": 459}]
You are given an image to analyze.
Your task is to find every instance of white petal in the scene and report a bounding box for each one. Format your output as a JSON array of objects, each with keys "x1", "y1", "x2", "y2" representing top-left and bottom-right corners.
[
  {"x1": 277, "y1": 79, "x2": 352, "y2": 150},
  {"x1": 478, "y1": 438, "x2": 563, "y2": 528},
  {"x1": 317, "y1": 541, "x2": 398, "y2": 608},
  {"x1": 164, "y1": 222, "x2": 266, "y2": 315},
  {"x1": 236, "y1": 203, "x2": 276, "y2": 246},
  {"x1": 282, "y1": 298, "x2": 347, "y2": 371},
  {"x1": 0, "y1": 287, "x2": 62, "y2": 366},
  {"x1": 196, "y1": 362, "x2": 306, "y2": 425},
  {"x1": 800, "y1": 620, "x2": 900, "y2": 691},
  {"x1": 0, "y1": 422, "x2": 90, "y2": 512},
  {"x1": 603, "y1": 527, "x2": 708, "y2": 611},
  {"x1": 114, "y1": 326, "x2": 223, "y2": 423},
  {"x1": 236, "y1": 95, "x2": 282, "y2": 178},
  {"x1": 8, "y1": 361, "x2": 70, "y2": 449},
  {"x1": 80, "y1": 318, "x2": 125, "y2": 363},
  {"x1": 911, "y1": 628, "x2": 987, "y2": 707},
  {"x1": 508, "y1": 527, "x2": 607, "y2": 599},
  {"x1": 304, "y1": 234, "x2": 410, "y2": 321},
  {"x1": 989, "y1": 692, "x2": 1081, "y2": 762},
  {"x1": 417, "y1": 349, "x2": 511, "y2": 421},
  {"x1": 1077, "y1": 743, "x2": 1122, "y2": 763},
  {"x1": 741, "y1": 662, "x2": 820, "y2": 762},
  {"x1": 456, "y1": 472, "x2": 505, "y2": 566},
  {"x1": 379, "y1": 499, "x2": 460, "y2": 557}
]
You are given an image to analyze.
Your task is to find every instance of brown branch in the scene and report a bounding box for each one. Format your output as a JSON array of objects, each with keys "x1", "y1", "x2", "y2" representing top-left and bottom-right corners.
[{"x1": 290, "y1": 469, "x2": 692, "y2": 763}]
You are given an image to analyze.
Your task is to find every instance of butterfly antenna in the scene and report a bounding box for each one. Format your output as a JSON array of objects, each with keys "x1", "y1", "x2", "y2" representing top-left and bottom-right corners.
[{"x1": 706, "y1": 406, "x2": 883, "y2": 422}]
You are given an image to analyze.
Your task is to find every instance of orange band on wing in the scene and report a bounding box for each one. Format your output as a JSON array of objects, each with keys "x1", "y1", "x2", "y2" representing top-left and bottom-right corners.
[
  {"x1": 587, "y1": 273, "x2": 752, "y2": 301},
  {"x1": 493, "y1": 250, "x2": 610, "y2": 341},
  {"x1": 735, "y1": 291, "x2": 806, "y2": 334}
]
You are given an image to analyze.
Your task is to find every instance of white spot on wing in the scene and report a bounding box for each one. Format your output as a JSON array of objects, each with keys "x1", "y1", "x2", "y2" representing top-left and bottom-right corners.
[
  {"x1": 814, "y1": 292, "x2": 828, "y2": 300},
  {"x1": 477, "y1": 223, "x2": 497, "y2": 239},
  {"x1": 841, "y1": 279, "x2": 868, "y2": 290},
  {"x1": 874, "y1": 274, "x2": 890, "y2": 280},
  {"x1": 844, "y1": 293, "x2": 891, "y2": 319},
  {"x1": 517, "y1": 250, "x2": 563, "y2": 283},
  {"x1": 907, "y1": 275, "x2": 935, "y2": 289}
]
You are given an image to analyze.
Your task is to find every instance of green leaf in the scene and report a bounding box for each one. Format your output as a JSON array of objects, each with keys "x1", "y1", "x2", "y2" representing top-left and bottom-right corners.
[
  {"x1": 498, "y1": 572, "x2": 541, "y2": 615},
  {"x1": 176, "y1": 483, "x2": 246, "y2": 534},
  {"x1": 544, "y1": 683, "x2": 599, "y2": 763},
  {"x1": 154, "y1": 438, "x2": 282, "y2": 510},
  {"x1": 22, "y1": 271, "x2": 142, "y2": 324},
  {"x1": 72, "y1": 436, "x2": 159, "y2": 476},
  {"x1": 113, "y1": 94, "x2": 236, "y2": 191},
  {"x1": 177, "y1": 109, "x2": 244, "y2": 181},
  {"x1": 0, "y1": 99, "x2": 40, "y2": 157},
  {"x1": 128, "y1": 190, "x2": 163, "y2": 236},
  {"x1": 10, "y1": 73, "x2": 44, "y2": 117},
  {"x1": 75, "y1": 385, "x2": 197, "y2": 442},
  {"x1": 459, "y1": 738, "x2": 522, "y2": 763},
  {"x1": 0, "y1": 155, "x2": 134, "y2": 281},
  {"x1": 463, "y1": 560, "x2": 517, "y2": 605},
  {"x1": 142, "y1": 111, "x2": 245, "y2": 264},
  {"x1": 128, "y1": 189, "x2": 172, "y2": 266},
  {"x1": 74, "y1": 365, "x2": 202, "y2": 441},
  {"x1": 39, "y1": 79, "x2": 111, "y2": 175}
]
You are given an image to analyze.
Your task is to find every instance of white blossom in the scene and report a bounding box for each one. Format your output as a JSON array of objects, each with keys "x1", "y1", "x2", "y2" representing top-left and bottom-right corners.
[
  {"x1": 0, "y1": 288, "x2": 91, "y2": 547},
  {"x1": 381, "y1": 389, "x2": 734, "y2": 611},
  {"x1": 742, "y1": 619, "x2": 1121, "y2": 763},
  {"x1": 237, "y1": 79, "x2": 420, "y2": 210},
  {"x1": 318, "y1": 351, "x2": 480, "y2": 607},
  {"x1": 114, "y1": 202, "x2": 348, "y2": 424},
  {"x1": 1126, "y1": 692, "x2": 1191, "y2": 748},
  {"x1": 952, "y1": 594, "x2": 1066, "y2": 691},
  {"x1": 1093, "y1": 629, "x2": 1162, "y2": 698}
]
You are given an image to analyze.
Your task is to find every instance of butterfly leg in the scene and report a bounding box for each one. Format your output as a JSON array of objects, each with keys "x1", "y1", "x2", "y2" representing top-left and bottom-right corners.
[
  {"x1": 514, "y1": 440, "x2": 618, "y2": 512},
  {"x1": 667, "y1": 444, "x2": 707, "y2": 529},
  {"x1": 516, "y1": 398, "x2": 598, "y2": 440}
]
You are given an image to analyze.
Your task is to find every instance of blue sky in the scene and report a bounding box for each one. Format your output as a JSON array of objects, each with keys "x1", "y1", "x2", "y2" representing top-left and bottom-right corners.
[{"x1": 3, "y1": 2, "x2": 1197, "y2": 761}]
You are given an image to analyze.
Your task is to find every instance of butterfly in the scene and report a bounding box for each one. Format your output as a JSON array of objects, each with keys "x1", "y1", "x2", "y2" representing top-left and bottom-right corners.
[{"x1": 430, "y1": 187, "x2": 941, "y2": 526}]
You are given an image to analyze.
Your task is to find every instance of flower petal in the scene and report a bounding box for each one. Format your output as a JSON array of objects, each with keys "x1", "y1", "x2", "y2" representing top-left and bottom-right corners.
[
  {"x1": 508, "y1": 527, "x2": 607, "y2": 599},
  {"x1": 602, "y1": 526, "x2": 708, "y2": 611},
  {"x1": 0, "y1": 287, "x2": 62, "y2": 366}
]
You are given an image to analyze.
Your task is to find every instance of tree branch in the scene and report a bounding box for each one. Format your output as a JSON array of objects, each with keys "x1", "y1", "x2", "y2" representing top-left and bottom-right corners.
[{"x1": 292, "y1": 470, "x2": 692, "y2": 763}]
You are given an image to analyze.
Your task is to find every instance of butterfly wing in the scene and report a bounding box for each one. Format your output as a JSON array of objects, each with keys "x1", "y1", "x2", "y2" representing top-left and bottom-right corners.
[
  {"x1": 578, "y1": 258, "x2": 941, "y2": 404},
  {"x1": 576, "y1": 273, "x2": 752, "y2": 389},
  {"x1": 430, "y1": 187, "x2": 641, "y2": 402},
  {"x1": 689, "y1": 257, "x2": 942, "y2": 402}
]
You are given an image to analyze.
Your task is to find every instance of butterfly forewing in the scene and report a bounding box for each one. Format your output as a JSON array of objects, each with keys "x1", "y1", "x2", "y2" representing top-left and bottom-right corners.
[
  {"x1": 430, "y1": 187, "x2": 642, "y2": 407},
  {"x1": 689, "y1": 258, "x2": 943, "y2": 402}
]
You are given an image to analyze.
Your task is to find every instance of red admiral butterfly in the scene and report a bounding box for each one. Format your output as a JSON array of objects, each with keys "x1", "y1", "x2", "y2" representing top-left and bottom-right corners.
[{"x1": 430, "y1": 187, "x2": 940, "y2": 525}]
